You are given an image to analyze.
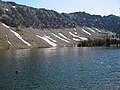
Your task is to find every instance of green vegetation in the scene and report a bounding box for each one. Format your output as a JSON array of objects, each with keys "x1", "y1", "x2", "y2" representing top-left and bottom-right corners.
[{"x1": 78, "y1": 38, "x2": 120, "y2": 47}]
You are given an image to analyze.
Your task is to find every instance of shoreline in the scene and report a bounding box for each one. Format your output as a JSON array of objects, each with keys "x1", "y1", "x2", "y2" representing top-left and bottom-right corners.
[{"x1": 0, "y1": 45, "x2": 120, "y2": 51}]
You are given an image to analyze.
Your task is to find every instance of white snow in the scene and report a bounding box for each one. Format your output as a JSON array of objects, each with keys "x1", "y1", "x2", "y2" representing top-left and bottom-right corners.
[
  {"x1": 69, "y1": 32, "x2": 88, "y2": 40},
  {"x1": 5, "y1": 34, "x2": 11, "y2": 45},
  {"x1": 44, "y1": 35, "x2": 57, "y2": 42},
  {"x1": 5, "y1": 9, "x2": 9, "y2": 11},
  {"x1": 37, "y1": 35, "x2": 57, "y2": 47},
  {"x1": 87, "y1": 27, "x2": 95, "y2": 33},
  {"x1": 94, "y1": 28, "x2": 101, "y2": 32},
  {"x1": 9, "y1": 30, "x2": 31, "y2": 46},
  {"x1": 52, "y1": 33, "x2": 69, "y2": 43},
  {"x1": 82, "y1": 29, "x2": 91, "y2": 35},
  {"x1": 73, "y1": 38, "x2": 80, "y2": 41},
  {"x1": 12, "y1": 6, "x2": 16, "y2": 8},
  {"x1": 74, "y1": 28, "x2": 77, "y2": 31},
  {"x1": 7, "y1": 41, "x2": 11, "y2": 45},
  {"x1": 58, "y1": 33, "x2": 70, "y2": 40},
  {"x1": 79, "y1": 37, "x2": 88, "y2": 40},
  {"x1": 2, "y1": 23, "x2": 31, "y2": 46},
  {"x1": 2, "y1": 23, "x2": 10, "y2": 28},
  {"x1": 74, "y1": 32, "x2": 78, "y2": 34},
  {"x1": 74, "y1": 28, "x2": 78, "y2": 34},
  {"x1": 3, "y1": 29, "x2": 11, "y2": 45},
  {"x1": 69, "y1": 32, "x2": 79, "y2": 37}
]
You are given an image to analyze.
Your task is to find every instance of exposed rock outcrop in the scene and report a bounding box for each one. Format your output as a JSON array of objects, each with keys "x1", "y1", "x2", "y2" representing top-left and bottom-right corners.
[{"x1": 0, "y1": 1, "x2": 117, "y2": 49}]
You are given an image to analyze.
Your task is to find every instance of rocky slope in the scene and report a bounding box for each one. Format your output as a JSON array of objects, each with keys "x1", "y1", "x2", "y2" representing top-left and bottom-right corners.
[
  {"x1": 0, "y1": 1, "x2": 116, "y2": 49},
  {"x1": 0, "y1": 22, "x2": 113, "y2": 49},
  {"x1": 0, "y1": 1, "x2": 120, "y2": 33}
]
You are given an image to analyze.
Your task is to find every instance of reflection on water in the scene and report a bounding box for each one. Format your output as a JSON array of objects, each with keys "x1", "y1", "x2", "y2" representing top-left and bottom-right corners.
[{"x1": 0, "y1": 47, "x2": 120, "y2": 90}]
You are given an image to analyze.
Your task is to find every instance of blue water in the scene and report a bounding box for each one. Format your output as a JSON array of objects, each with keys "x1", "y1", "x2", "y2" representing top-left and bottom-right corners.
[{"x1": 0, "y1": 47, "x2": 120, "y2": 90}]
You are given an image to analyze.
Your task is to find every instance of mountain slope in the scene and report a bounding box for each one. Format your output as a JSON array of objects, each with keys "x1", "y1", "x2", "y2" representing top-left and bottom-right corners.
[
  {"x1": 0, "y1": 1, "x2": 117, "y2": 49},
  {"x1": 1, "y1": 22, "x2": 112, "y2": 49},
  {"x1": 0, "y1": 1, "x2": 120, "y2": 33}
]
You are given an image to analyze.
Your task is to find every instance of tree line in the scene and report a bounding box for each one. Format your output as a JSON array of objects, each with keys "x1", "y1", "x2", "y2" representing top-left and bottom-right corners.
[{"x1": 78, "y1": 36, "x2": 120, "y2": 47}]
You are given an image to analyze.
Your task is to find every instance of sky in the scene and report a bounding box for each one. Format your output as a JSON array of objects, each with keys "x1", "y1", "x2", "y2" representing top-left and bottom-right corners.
[{"x1": 3, "y1": 0, "x2": 120, "y2": 16}]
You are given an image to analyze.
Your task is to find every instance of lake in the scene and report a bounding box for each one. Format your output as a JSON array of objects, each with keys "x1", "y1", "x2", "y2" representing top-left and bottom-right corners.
[{"x1": 0, "y1": 47, "x2": 120, "y2": 90}]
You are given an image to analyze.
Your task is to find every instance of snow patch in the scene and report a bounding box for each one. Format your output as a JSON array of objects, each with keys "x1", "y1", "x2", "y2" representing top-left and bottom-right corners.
[
  {"x1": 82, "y1": 29, "x2": 91, "y2": 35},
  {"x1": 5, "y1": 9, "x2": 9, "y2": 11},
  {"x1": 69, "y1": 32, "x2": 79, "y2": 37},
  {"x1": 74, "y1": 28, "x2": 78, "y2": 34},
  {"x1": 5, "y1": 34, "x2": 11, "y2": 45},
  {"x1": 9, "y1": 30, "x2": 31, "y2": 46},
  {"x1": 73, "y1": 38, "x2": 80, "y2": 41},
  {"x1": 94, "y1": 28, "x2": 101, "y2": 32},
  {"x1": 37, "y1": 35, "x2": 57, "y2": 47},
  {"x1": 79, "y1": 37, "x2": 88, "y2": 40},
  {"x1": 12, "y1": 6, "x2": 16, "y2": 8},
  {"x1": 69, "y1": 32, "x2": 88, "y2": 40},
  {"x1": 87, "y1": 27, "x2": 95, "y2": 33},
  {"x1": 2, "y1": 23, "x2": 31, "y2": 46},
  {"x1": 7, "y1": 41, "x2": 11, "y2": 45},
  {"x1": 52, "y1": 33, "x2": 69, "y2": 43},
  {"x1": 74, "y1": 32, "x2": 78, "y2": 34},
  {"x1": 58, "y1": 33, "x2": 70, "y2": 40},
  {"x1": 44, "y1": 35, "x2": 57, "y2": 42},
  {"x1": 2, "y1": 23, "x2": 10, "y2": 28},
  {"x1": 74, "y1": 28, "x2": 77, "y2": 31}
]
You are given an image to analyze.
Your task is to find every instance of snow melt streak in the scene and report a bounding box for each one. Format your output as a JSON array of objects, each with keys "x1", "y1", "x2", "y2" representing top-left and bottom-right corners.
[
  {"x1": 74, "y1": 28, "x2": 77, "y2": 31},
  {"x1": 69, "y1": 32, "x2": 88, "y2": 40},
  {"x1": 2, "y1": 23, "x2": 31, "y2": 46},
  {"x1": 58, "y1": 33, "x2": 70, "y2": 40},
  {"x1": 7, "y1": 41, "x2": 11, "y2": 45},
  {"x1": 87, "y1": 27, "x2": 95, "y2": 33},
  {"x1": 73, "y1": 38, "x2": 80, "y2": 41},
  {"x1": 6, "y1": 35, "x2": 11, "y2": 45},
  {"x1": 9, "y1": 30, "x2": 31, "y2": 46},
  {"x1": 44, "y1": 35, "x2": 57, "y2": 42},
  {"x1": 37, "y1": 35, "x2": 57, "y2": 47},
  {"x1": 2, "y1": 23, "x2": 10, "y2": 28},
  {"x1": 5, "y1": 9, "x2": 9, "y2": 11},
  {"x1": 82, "y1": 29, "x2": 91, "y2": 35},
  {"x1": 74, "y1": 32, "x2": 78, "y2": 34},
  {"x1": 52, "y1": 33, "x2": 69, "y2": 43},
  {"x1": 94, "y1": 28, "x2": 101, "y2": 32},
  {"x1": 69, "y1": 32, "x2": 79, "y2": 37}
]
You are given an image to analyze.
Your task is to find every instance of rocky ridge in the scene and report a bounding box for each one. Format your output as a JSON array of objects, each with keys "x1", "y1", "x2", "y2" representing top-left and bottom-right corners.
[{"x1": 0, "y1": 1, "x2": 116, "y2": 49}]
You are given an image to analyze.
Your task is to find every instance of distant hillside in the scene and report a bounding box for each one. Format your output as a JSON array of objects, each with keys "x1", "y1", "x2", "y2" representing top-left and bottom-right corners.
[
  {"x1": 0, "y1": 1, "x2": 119, "y2": 49},
  {"x1": 0, "y1": 1, "x2": 120, "y2": 33}
]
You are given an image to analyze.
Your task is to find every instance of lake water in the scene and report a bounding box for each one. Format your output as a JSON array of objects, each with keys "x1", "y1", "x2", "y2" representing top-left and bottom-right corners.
[{"x1": 0, "y1": 47, "x2": 120, "y2": 90}]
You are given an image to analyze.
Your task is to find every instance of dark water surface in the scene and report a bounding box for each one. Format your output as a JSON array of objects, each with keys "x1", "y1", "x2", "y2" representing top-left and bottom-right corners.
[{"x1": 0, "y1": 47, "x2": 120, "y2": 90}]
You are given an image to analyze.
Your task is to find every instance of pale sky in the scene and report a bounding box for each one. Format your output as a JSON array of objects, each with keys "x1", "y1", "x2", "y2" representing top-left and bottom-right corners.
[{"x1": 3, "y1": 0, "x2": 120, "y2": 16}]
